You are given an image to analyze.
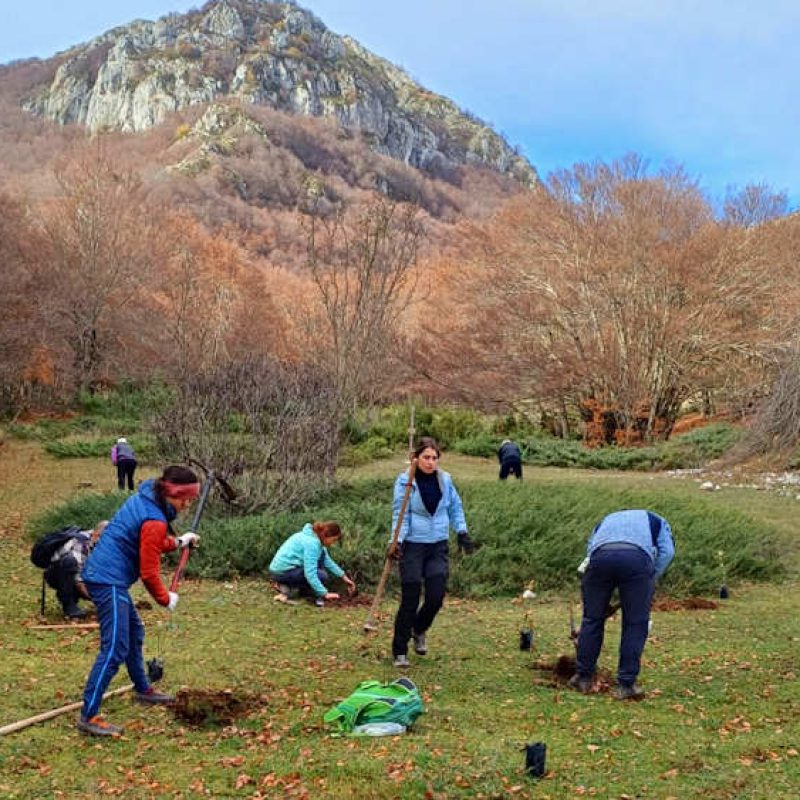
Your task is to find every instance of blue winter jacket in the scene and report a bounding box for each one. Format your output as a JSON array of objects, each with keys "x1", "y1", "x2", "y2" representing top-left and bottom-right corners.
[
  {"x1": 269, "y1": 523, "x2": 345, "y2": 596},
  {"x1": 392, "y1": 469, "x2": 468, "y2": 545},
  {"x1": 82, "y1": 479, "x2": 176, "y2": 588},
  {"x1": 586, "y1": 509, "x2": 675, "y2": 579}
]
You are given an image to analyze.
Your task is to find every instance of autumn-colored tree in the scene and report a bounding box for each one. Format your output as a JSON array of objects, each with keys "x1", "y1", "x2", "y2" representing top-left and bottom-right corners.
[
  {"x1": 36, "y1": 144, "x2": 159, "y2": 395},
  {"x1": 0, "y1": 192, "x2": 51, "y2": 412},
  {"x1": 436, "y1": 156, "x2": 785, "y2": 441}
]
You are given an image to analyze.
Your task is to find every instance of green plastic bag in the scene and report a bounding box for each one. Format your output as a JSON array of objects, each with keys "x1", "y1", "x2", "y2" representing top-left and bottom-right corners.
[{"x1": 323, "y1": 677, "x2": 424, "y2": 733}]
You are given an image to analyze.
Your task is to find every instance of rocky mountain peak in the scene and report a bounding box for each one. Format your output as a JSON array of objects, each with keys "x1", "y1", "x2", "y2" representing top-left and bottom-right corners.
[{"x1": 21, "y1": 0, "x2": 536, "y2": 186}]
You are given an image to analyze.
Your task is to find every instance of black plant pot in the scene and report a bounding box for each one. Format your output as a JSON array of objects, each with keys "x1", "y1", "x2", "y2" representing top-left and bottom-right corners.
[
  {"x1": 719, "y1": 585, "x2": 729, "y2": 599},
  {"x1": 519, "y1": 629, "x2": 533, "y2": 651},
  {"x1": 525, "y1": 742, "x2": 547, "y2": 778},
  {"x1": 147, "y1": 657, "x2": 164, "y2": 683}
]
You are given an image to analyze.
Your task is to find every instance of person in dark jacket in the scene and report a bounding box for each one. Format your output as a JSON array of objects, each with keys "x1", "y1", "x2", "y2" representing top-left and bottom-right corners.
[
  {"x1": 77, "y1": 466, "x2": 201, "y2": 737},
  {"x1": 112, "y1": 437, "x2": 137, "y2": 491},
  {"x1": 388, "y1": 437, "x2": 476, "y2": 667},
  {"x1": 43, "y1": 521, "x2": 108, "y2": 619},
  {"x1": 570, "y1": 509, "x2": 675, "y2": 700},
  {"x1": 497, "y1": 439, "x2": 523, "y2": 480}
]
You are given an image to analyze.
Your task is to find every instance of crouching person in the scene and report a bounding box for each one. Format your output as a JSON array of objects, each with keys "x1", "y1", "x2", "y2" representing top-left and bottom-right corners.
[
  {"x1": 269, "y1": 521, "x2": 356, "y2": 606},
  {"x1": 44, "y1": 521, "x2": 108, "y2": 619},
  {"x1": 77, "y1": 466, "x2": 201, "y2": 737}
]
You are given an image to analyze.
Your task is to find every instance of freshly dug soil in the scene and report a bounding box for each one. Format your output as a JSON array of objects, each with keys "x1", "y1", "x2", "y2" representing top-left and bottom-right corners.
[
  {"x1": 329, "y1": 592, "x2": 373, "y2": 608},
  {"x1": 652, "y1": 597, "x2": 719, "y2": 611},
  {"x1": 530, "y1": 655, "x2": 613, "y2": 693},
  {"x1": 172, "y1": 688, "x2": 262, "y2": 725}
]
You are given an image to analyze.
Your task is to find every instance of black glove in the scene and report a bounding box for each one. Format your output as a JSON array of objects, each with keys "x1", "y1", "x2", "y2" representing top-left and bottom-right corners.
[{"x1": 457, "y1": 532, "x2": 475, "y2": 555}]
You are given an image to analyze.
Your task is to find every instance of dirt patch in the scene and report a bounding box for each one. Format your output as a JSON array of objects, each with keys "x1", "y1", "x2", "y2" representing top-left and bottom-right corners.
[
  {"x1": 530, "y1": 655, "x2": 613, "y2": 693},
  {"x1": 330, "y1": 592, "x2": 373, "y2": 608},
  {"x1": 172, "y1": 688, "x2": 264, "y2": 726},
  {"x1": 652, "y1": 597, "x2": 719, "y2": 611}
]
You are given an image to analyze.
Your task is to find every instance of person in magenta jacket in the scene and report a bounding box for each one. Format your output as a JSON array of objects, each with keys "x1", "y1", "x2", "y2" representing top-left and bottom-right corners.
[{"x1": 77, "y1": 465, "x2": 201, "y2": 737}]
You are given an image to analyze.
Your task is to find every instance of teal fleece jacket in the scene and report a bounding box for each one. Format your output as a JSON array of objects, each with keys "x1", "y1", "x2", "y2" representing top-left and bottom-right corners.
[{"x1": 269, "y1": 523, "x2": 345, "y2": 596}]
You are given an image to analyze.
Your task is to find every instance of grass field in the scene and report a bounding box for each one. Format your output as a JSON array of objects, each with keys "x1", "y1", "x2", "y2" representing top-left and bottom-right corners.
[{"x1": 0, "y1": 441, "x2": 798, "y2": 799}]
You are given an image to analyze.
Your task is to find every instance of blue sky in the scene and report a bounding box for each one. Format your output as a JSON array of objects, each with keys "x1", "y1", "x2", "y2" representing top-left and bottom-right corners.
[{"x1": 2, "y1": 0, "x2": 799, "y2": 205}]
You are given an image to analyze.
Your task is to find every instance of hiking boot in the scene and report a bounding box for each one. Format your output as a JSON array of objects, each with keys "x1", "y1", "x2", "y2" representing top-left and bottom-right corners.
[
  {"x1": 412, "y1": 631, "x2": 427, "y2": 655},
  {"x1": 134, "y1": 687, "x2": 175, "y2": 705},
  {"x1": 65, "y1": 606, "x2": 88, "y2": 620},
  {"x1": 568, "y1": 674, "x2": 593, "y2": 694},
  {"x1": 393, "y1": 654, "x2": 410, "y2": 668},
  {"x1": 77, "y1": 715, "x2": 123, "y2": 737},
  {"x1": 615, "y1": 683, "x2": 645, "y2": 701}
]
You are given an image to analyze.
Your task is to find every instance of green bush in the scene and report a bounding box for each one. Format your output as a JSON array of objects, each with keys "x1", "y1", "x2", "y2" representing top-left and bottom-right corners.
[
  {"x1": 450, "y1": 423, "x2": 742, "y2": 472},
  {"x1": 44, "y1": 435, "x2": 154, "y2": 460},
  {"x1": 339, "y1": 436, "x2": 395, "y2": 467},
  {"x1": 36, "y1": 478, "x2": 783, "y2": 598},
  {"x1": 29, "y1": 492, "x2": 127, "y2": 539}
]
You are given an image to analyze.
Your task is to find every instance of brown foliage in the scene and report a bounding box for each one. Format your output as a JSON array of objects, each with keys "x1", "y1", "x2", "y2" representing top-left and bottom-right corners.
[{"x1": 425, "y1": 156, "x2": 792, "y2": 439}]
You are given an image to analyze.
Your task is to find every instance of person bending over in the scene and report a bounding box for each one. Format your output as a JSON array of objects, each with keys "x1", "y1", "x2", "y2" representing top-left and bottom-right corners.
[
  {"x1": 77, "y1": 465, "x2": 201, "y2": 737},
  {"x1": 570, "y1": 509, "x2": 675, "y2": 700}
]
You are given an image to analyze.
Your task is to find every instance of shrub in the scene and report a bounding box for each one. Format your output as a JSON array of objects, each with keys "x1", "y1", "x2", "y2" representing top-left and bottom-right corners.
[
  {"x1": 339, "y1": 436, "x2": 394, "y2": 467},
  {"x1": 450, "y1": 423, "x2": 741, "y2": 471},
  {"x1": 44, "y1": 435, "x2": 154, "y2": 460},
  {"x1": 38, "y1": 478, "x2": 782, "y2": 597},
  {"x1": 29, "y1": 492, "x2": 126, "y2": 539}
]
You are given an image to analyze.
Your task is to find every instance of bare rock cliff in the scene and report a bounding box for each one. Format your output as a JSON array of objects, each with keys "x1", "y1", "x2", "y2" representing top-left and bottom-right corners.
[{"x1": 23, "y1": 0, "x2": 537, "y2": 186}]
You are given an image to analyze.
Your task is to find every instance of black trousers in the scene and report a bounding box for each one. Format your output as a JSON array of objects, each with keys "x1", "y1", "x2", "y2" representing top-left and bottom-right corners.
[
  {"x1": 44, "y1": 561, "x2": 81, "y2": 614},
  {"x1": 499, "y1": 458, "x2": 523, "y2": 480},
  {"x1": 117, "y1": 459, "x2": 137, "y2": 490},
  {"x1": 392, "y1": 541, "x2": 449, "y2": 656}
]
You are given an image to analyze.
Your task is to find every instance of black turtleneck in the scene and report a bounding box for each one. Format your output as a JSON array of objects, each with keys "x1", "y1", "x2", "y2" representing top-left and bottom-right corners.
[{"x1": 415, "y1": 469, "x2": 442, "y2": 515}]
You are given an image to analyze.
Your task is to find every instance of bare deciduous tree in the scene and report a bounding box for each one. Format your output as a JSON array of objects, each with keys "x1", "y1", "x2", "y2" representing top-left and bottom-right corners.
[
  {"x1": 36, "y1": 143, "x2": 159, "y2": 395},
  {"x1": 151, "y1": 356, "x2": 338, "y2": 513},
  {"x1": 303, "y1": 198, "x2": 422, "y2": 456}
]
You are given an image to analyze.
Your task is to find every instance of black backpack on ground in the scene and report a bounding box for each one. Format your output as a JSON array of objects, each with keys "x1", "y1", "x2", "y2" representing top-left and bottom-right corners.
[{"x1": 30, "y1": 526, "x2": 82, "y2": 568}]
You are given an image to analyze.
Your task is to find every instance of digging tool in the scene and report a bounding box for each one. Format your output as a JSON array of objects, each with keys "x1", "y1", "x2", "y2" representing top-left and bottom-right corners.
[
  {"x1": 363, "y1": 457, "x2": 417, "y2": 632},
  {"x1": 148, "y1": 461, "x2": 238, "y2": 683},
  {"x1": 169, "y1": 460, "x2": 238, "y2": 592},
  {"x1": 363, "y1": 407, "x2": 416, "y2": 633},
  {"x1": 0, "y1": 684, "x2": 133, "y2": 736}
]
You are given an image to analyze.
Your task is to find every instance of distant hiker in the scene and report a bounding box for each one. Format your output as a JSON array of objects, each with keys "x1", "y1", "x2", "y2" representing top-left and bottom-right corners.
[
  {"x1": 497, "y1": 438, "x2": 523, "y2": 480},
  {"x1": 77, "y1": 466, "x2": 201, "y2": 737},
  {"x1": 111, "y1": 437, "x2": 137, "y2": 491},
  {"x1": 36, "y1": 521, "x2": 108, "y2": 619},
  {"x1": 570, "y1": 509, "x2": 675, "y2": 700},
  {"x1": 388, "y1": 437, "x2": 475, "y2": 668},
  {"x1": 269, "y1": 521, "x2": 356, "y2": 606}
]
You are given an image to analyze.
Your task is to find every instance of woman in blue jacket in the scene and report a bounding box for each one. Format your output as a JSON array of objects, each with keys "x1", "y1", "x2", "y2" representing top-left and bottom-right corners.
[
  {"x1": 77, "y1": 465, "x2": 201, "y2": 737},
  {"x1": 388, "y1": 437, "x2": 475, "y2": 667}
]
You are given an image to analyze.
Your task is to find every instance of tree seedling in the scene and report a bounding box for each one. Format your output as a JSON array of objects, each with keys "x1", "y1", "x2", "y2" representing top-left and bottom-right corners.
[{"x1": 717, "y1": 549, "x2": 729, "y2": 599}]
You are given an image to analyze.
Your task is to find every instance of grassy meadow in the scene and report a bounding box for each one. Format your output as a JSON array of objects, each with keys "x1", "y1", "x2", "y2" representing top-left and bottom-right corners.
[{"x1": 0, "y1": 440, "x2": 798, "y2": 799}]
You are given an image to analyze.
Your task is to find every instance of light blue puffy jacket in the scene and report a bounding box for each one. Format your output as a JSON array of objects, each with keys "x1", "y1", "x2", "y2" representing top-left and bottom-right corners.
[{"x1": 392, "y1": 469, "x2": 468, "y2": 545}]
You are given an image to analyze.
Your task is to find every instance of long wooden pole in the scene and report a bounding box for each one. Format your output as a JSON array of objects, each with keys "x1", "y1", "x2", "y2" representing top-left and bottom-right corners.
[
  {"x1": 0, "y1": 684, "x2": 133, "y2": 736},
  {"x1": 363, "y1": 458, "x2": 417, "y2": 632},
  {"x1": 29, "y1": 623, "x2": 99, "y2": 630}
]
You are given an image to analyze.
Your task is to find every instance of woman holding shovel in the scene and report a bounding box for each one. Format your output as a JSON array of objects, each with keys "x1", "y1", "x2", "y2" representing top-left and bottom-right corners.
[
  {"x1": 389, "y1": 437, "x2": 475, "y2": 667},
  {"x1": 76, "y1": 466, "x2": 201, "y2": 737}
]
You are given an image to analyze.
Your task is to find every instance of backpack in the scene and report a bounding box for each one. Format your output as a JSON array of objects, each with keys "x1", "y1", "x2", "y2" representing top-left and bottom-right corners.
[
  {"x1": 323, "y1": 677, "x2": 424, "y2": 733},
  {"x1": 30, "y1": 526, "x2": 82, "y2": 568}
]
